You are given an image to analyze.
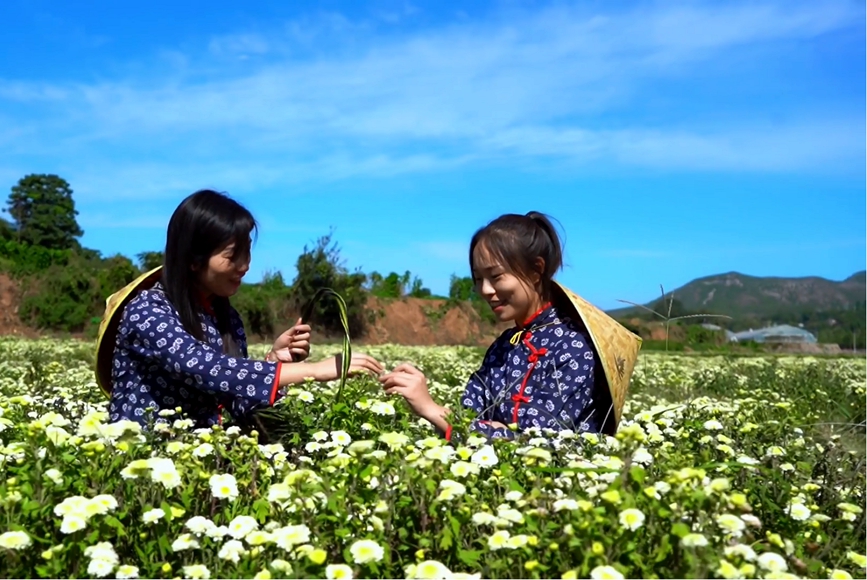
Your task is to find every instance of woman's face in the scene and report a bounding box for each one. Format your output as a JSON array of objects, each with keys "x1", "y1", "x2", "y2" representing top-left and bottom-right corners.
[
  {"x1": 198, "y1": 241, "x2": 250, "y2": 298},
  {"x1": 472, "y1": 244, "x2": 543, "y2": 325}
]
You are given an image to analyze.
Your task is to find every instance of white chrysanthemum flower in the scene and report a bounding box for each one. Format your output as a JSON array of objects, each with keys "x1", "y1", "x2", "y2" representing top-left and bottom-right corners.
[
  {"x1": 298, "y1": 391, "x2": 314, "y2": 403},
  {"x1": 471, "y1": 512, "x2": 498, "y2": 525},
  {"x1": 496, "y1": 506, "x2": 524, "y2": 524},
  {"x1": 209, "y1": 473, "x2": 239, "y2": 501},
  {"x1": 487, "y1": 530, "x2": 510, "y2": 550},
  {"x1": 436, "y1": 479, "x2": 467, "y2": 502},
  {"x1": 590, "y1": 565, "x2": 625, "y2": 579},
  {"x1": 44, "y1": 468, "x2": 64, "y2": 485},
  {"x1": 185, "y1": 516, "x2": 216, "y2": 535},
  {"x1": 325, "y1": 564, "x2": 354, "y2": 579},
  {"x1": 182, "y1": 564, "x2": 211, "y2": 579},
  {"x1": 370, "y1": 401, "x2": 396, "y2": 415},
  {"x1": 619, "y1": 508, "x2": 645, "y2": 531},
  {"x1": 756, "y1": 552, "x2": 787, "y2": 572},
  {"x1": 553, "y1": 498, "x2": 579, "y2": 512},
  {"x1": 142, "y1": 508, "x2": 165, "y2": 524},
  {"x1": 272, "y1": 524, "x2": 311, "y2": 550},
  {"x1": 218, "y1": 539, "x2": 248, "y2": 563},
  {"x1": 0, "y1": 530, "x2": 31, "y2": 550},
  {"x1": 716, "y1": 560, "x2": 741, "y2": 579},
  {"x1": 470, "y1": 445, "x2": 498, "y2": 468},
  {"x1": 681, "y1": 533, "x2": 708, "y2": 548},
  {"x1": 227, "y1": 516, "x2": 259, "y2": 540},
  {"x1": 410, "y1": 560, "x2": 452, "y2": 579},
  {"x1": 715, "y1": 514, "x2": 746, "y2": 537},
  {"x1": 192, "y1": 443, "x2": 214, "y2": 458},
  {"x1": 116, "y1": 565, "x2": 140, "y2": 579},
  {"x1": 60, "y1": 515, "x2": 88, "y2": 534},
  {"x1": 349, "y1": 539, "x2": 384, "y2": 564},
  {"x1": 171, "y1": 533, "x2": 200, "y2": 552},
  {"x1": 331, "y1": 431, "x2": 352, "y2": 446},
  {"x1": 786, "y1": 502, "x2": 811, "y2": 521}
]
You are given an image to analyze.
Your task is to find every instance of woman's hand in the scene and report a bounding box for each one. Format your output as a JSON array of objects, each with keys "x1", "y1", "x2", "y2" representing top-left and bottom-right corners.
[
  {"x1": 378, "y1": 363, "x2": 438, "y2": 417},
  {"x1": 267, "y1": 318, "x2": 311, "y2": 362},
  {"x1": 313, "y1": 352, "x2": 384, "y2": 381}
]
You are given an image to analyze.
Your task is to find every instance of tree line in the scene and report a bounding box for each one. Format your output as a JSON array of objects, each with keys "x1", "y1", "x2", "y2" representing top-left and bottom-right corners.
[{"x1": 0, "y1": 174, "x2": 487, "y2": 339}]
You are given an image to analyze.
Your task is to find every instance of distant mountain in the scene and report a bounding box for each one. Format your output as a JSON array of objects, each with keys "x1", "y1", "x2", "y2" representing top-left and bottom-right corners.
[{"x1": 608, "y1": 270, "x2": 866, "y2": 321}]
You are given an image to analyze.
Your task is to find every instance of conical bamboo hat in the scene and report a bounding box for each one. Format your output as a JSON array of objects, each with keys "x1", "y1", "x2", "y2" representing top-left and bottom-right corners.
[
  {"x1": 551, "y1": 281, "x2": 642, "y2": 434},
  {"x1": 94, "y1": 266, "x2": 164, "y2": 398}
]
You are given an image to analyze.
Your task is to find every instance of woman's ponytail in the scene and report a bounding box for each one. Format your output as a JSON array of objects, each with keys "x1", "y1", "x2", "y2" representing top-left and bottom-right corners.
[{"x1": 525, "y1": 211, "x2": 563, "y2": 281}]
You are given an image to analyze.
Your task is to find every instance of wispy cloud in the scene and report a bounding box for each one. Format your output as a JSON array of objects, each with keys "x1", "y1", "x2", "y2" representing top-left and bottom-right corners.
[{"x1": 0, "y1": 0, "x2": 863, "y2": 205}]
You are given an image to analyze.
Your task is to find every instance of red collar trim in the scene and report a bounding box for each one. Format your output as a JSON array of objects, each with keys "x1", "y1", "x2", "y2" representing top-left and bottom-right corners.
[
  {"x1": 197, "y1": 291, "x2": 215, "y2": 317},
  {"x1": 519, "y1": 302, "x2": 551, "y2": 328}
]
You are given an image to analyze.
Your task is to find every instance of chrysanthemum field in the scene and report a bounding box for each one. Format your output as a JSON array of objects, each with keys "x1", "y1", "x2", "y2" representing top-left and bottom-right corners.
[{"x1": 0, "y1": 338, "x2": 864, "y2": 580}]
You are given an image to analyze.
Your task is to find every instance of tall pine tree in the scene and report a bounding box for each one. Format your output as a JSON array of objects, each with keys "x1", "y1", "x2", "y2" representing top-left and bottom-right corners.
[{"x1": 6, "y1": 174, "x2": 83, "y2": 250}]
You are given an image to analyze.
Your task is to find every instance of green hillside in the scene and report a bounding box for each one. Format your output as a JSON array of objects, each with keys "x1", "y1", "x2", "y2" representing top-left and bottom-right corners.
[{"x1": 609, "y1": 271, "x2": 866, "y2": 320}]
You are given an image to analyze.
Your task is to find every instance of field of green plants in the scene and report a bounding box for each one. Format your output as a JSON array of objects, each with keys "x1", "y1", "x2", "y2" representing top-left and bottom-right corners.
[{"x1": 0, "y1": 337, "x2": 864, "y2": 579}]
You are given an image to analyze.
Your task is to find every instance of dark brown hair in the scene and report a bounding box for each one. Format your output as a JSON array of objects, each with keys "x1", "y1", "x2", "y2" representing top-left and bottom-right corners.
[
  {"x1": 163, "y1": 189, "x2": 257, "y2": 357},
  {"x1": 469, "y1": 211, "x2": 564, "y2": 300}
]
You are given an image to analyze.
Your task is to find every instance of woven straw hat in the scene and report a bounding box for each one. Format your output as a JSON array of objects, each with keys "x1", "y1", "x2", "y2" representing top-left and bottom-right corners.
[
  {"x1": 551, "y1": 281, "x2": 642, "y2": 434},
  {"x1": 94, "y1": 266, "x2": 164, "y2": 398}
]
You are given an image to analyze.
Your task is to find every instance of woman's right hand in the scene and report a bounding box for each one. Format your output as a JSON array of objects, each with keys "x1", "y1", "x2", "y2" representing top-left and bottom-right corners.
[{"x1": 315, "y1": 352, "x2": 383, "y2": 381}]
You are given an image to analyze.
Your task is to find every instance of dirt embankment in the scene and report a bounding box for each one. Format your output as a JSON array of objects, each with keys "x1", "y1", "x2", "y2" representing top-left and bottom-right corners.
[
  {"x1": 0, "y1": 273, "x2": 36, "y2": 337},
  {"x1": 360, "y1": 297, "x2": 511, "y2": 346},
  {"x1": 0, "y1": 273, "x2": 510, "y2": 345}
]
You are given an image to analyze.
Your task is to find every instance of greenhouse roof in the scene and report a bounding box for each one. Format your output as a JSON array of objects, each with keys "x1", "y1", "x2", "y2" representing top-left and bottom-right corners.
[{"x1": 731, "y1": 324, "x2": 817, "y2": 343}]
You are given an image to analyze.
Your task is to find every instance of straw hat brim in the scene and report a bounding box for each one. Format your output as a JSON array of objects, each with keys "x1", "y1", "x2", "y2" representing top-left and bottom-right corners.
[
  {"x1": 95, "y1": 266, "x2": 164, "y2": 398},
  {"x1": 551, "y1": 281, "x2": 642, "y2": 434}
]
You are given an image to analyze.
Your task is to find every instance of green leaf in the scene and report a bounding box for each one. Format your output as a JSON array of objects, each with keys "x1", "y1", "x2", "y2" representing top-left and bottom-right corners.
[
  {"x1": 653, "y1": 535, "x2": 672, "y2": 563},
  {"x1": 671, "y1": 523, "x2": 690, "y2": 538},
  {"x1": 629, "y1": 466, "x2": 646, "y2": 485},
  {"x1": 508, "y1": 479, "x2": 525, "y2": 493},
  {"x1": 21, "y1": 499, "x2": 41, "y2": 514},
  {"x1": 458, "y1": 550, "x2": 481, "y2": 567},
  {"x1": 439, "y1": 525, "x2": 453, "y2": 550},
  {"x1": 448, "y1": 515, "x2": 461, "y2": 537}
]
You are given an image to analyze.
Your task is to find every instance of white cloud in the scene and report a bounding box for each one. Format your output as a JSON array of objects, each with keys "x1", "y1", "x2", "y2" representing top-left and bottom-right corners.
[
  {"x1": 0, "y1": 0, "x2": 863, "y2": 203},
  {"x1": 208, "y1": 34, "x2": 270, "y2": 57}
]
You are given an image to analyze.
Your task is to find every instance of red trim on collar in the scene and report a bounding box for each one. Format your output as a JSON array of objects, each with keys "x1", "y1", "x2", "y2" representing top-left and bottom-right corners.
[
  {"x1": 197, "y1": 291, "x2": 215, "y2": 317},
  {"x1": 519, "y1": 302, "x2": 552, "y2": 328}
]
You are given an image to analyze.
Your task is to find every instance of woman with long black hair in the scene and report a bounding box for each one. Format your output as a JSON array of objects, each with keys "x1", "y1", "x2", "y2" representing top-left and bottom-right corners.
[{"x1": 102, "y1": 189, "x2": 383, "y2": 428}]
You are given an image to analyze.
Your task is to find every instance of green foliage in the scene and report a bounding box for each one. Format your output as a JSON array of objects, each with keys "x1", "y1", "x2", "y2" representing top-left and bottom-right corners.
[
  {"x1": 0, "y1": 217, "x2": 15, "y2": 241},
  {"x1": 291, "y1": 232, "x2": 368, "y2": 339},
  {"x1": 448, "y1": 275, "x2": 497, "y2": 325},
  {"x1": 19, "y1": 258, "x2": 98, "y2": 332},
  {"x1": 16, "y1": 251, "x2": 140, "y2": 334},
  {"x1": 448, "y1": 275, "x2": 475, "y2": 301},
  {"x1": 0, "y1": 239, "x2": 71, "y2": 276},
  {"x1": 136, "y1": 251, "x2": 164, "y2": 272},
  {"x1": 6, "y1": 174, "x2": 84, "y2": 250},
  {"x1": 232, "y1": 272, "x2": 293, "y2": 339},
  {"x1": 368, "y1": 270, "x2": 432, "y2": 299}
]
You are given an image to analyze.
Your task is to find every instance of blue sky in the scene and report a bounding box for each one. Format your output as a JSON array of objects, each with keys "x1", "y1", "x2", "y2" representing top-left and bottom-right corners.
[{"x1": 0, "y1": 0, "x2": 864, "y2": 310}]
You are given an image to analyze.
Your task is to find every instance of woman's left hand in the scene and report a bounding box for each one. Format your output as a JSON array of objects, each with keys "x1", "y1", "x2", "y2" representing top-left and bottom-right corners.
[
  {"x1": 267, "y1": 318, "x2": 311, "y2": 362},
  {"x1": 379, "y1": 363, "x2": 436, "y2": 416}
]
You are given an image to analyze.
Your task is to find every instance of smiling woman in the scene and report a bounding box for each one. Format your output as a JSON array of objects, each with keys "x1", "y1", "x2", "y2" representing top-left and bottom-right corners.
[
  {"x1": 95, "y1": 189, "x2": 383, "y2": 430},
  {"x1": 379, "y1": 211, "x2": 643, "y2": 441}
]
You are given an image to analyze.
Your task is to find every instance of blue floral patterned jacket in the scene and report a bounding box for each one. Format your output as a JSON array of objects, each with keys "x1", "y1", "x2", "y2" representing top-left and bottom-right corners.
[
  {"x1": 455, "y1": 303, "x2": 613, "y2": 440},
  {"x1": 107, "y1": 282, "x2": 282, "y2": 428}
]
